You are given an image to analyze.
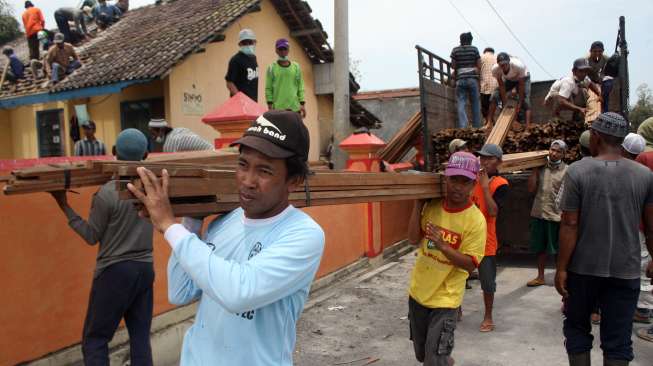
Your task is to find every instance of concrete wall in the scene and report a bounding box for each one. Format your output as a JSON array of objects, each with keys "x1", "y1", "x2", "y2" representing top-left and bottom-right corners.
[
  {"x1": 357, "y1": 96, "x2": 420, "y2": 142},
  {"x1": 1, "y1": 174, "x2": 414, "y2": 364},
  {"x1": 168, "y1": 0, "x2": 324, "y2": 161}
]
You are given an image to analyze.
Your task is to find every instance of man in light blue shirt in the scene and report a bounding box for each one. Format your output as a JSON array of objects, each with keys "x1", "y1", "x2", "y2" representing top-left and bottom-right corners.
[{"x1": 129, "y1": 111, "x2": 325, "y2": 365}]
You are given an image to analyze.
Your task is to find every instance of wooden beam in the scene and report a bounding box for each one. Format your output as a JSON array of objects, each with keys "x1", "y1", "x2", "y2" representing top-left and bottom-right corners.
[{"x1": 485, "y1": 99, "x2": 517, "y2": 146}]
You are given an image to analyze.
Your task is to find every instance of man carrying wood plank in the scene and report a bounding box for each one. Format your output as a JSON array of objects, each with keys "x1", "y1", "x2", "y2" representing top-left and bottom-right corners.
[
  {"x1": 544, "y1": 58, "x2": 602, "y2": 121},
  {"x1": 487, "y1": 53, "x2": 532, "y2": 128},
  {"x1": 471, "y1": 144, "x2": 509, "y2": 332},
  {"x1": 127, "y1": 111, "x2": 325, "y2": 365},
  {"x1": 50, "y1": 129, "x2": 154, "y2": 365},
  {"x1": 407, "y1": 151, "x2": 486, "y2": 366},
  {"x1": 526, "y1": 140, "x2": 568, "y2": 287},
  {"x1": 556, "y1": 112, "x2": 653, "y2": 366}
]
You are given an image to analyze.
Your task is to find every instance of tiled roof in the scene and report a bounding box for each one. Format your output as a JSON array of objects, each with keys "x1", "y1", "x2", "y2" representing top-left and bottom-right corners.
[
  {"x1": 0, "y1": 0, "x2": 381, "y2": 127},
  {"x1": 0, "y1": 0, "x2": 259, "y2": 99}
]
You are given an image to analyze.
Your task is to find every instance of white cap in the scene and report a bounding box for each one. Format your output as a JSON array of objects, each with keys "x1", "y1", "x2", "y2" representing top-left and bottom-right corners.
[
  {"x1": 622, "y1": 133, "x2": 646, "y2": 155},
  {"x1": 148, "y1": 118, "x2": 169, "y2": 128},
  {"x1": 238, "y1": 29, "x2": 256, "y2": 42}
]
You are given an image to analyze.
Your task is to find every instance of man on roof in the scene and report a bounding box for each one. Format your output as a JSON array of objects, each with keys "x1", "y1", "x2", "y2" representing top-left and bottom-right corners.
[
  {"x1": 226, "y1": 29, "x2": 259, "y2": 102},
  {"x1": 54, "y1": 6, "x2": 92, "y2": 44},
  {"x1": 21, "y1": 1, "x2": 45, "y2": 61},
  {"x1": 93, "y1": 0, "x2": 122, "y2": 30},
  {"x1": 45, "y1": 33, "x2": 82, "y2": 85},
  {"x1": 2, "y1": 47, "x2": 25, "y2": 87},
  {"x1": 128, "y1": 110, "x2": 325, "y2": 365}
]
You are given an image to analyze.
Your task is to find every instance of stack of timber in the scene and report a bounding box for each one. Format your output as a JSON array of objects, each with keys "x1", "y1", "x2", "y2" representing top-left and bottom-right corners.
[
  {"x1": 116, "y1": 167, "x2": 443, "y2": 217},
  {"x1": 432, "y1": 119, "x2": 586, "y2": 167},
  {"x1": 377, "y1": 111, "x2": 422, "y2": 163},
  {"x1": 498, "y1": 151, "x2": 549, "y2": 173},
  {"x1": 2, "y1": 150, "x2": 238, "y2": 195},
  {"x1": 485, "y1": 99, "x2": 517, "y2": 146}
]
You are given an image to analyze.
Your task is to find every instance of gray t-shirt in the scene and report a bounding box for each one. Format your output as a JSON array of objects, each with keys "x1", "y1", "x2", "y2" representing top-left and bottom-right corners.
[
  {"x1": 561, "y1": 157, "x2": 653, "y2": 279},
  {"x1": 65, "y1": 181, "x2": 153, "y2": 278}
]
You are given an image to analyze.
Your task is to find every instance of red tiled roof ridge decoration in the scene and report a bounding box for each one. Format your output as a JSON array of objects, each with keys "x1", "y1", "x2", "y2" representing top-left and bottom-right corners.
[
  {"x1": 202, "y1": 91, "x2": 268, "y2": 125},
  {"x1": 339, "y1": 133, "x2": 387, "y2": 148}
]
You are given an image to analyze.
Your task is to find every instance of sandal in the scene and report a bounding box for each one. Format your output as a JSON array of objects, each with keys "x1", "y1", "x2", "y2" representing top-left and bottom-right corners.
[
  {"x1": 480, "y1": 321, "x2": 495, "y2": 332},
  {"x1": 527, "y1": 278, "x2": 545, "y2": 287}
]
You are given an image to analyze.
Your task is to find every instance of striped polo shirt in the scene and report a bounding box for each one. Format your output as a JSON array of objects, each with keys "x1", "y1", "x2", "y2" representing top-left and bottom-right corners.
[
  {"x1": 450, "y1": 45, "x2": 481, "y2": 79},
  {"x1": 74, "y1": 138, "x2": 107, "y2": 156}
]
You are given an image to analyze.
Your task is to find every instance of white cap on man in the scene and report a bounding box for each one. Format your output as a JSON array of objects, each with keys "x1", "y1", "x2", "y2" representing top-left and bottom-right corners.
[
  {"x1": 148, "y1": 118, "x2": 169, "y2": 128},
  {"x1": 622, "y1": 133, "x2": 646, "y2": 155},
  {"x1": 239, "y1": 29, "x2": 256, "y2": 43}
]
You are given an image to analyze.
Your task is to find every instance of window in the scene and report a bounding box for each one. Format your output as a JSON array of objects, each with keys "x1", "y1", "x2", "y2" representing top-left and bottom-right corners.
[
  {"x1": 120, "y1": 98, "x2": 165, "y2": 137},
  {"x1": 36, "y1": 109, "x2": 64, "y2": 157}
]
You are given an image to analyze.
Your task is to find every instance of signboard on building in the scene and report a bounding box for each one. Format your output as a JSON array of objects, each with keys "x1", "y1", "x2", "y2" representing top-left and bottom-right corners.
[{"x1": 182, "y1": 86, "x2": 204, "y2": 115}]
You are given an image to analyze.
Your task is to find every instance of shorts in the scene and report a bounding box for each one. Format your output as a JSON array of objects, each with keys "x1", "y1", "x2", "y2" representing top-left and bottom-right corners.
[
  {"x1": 529, "y1": 218, "x2": 560, "y2": 255},
  {"x1": 408, "y1": 297, "x2": 458, "y2": 366},
  {"x1": 479, "y1": 256, "x2": 497, "y2": 293},
  {"x1": 490, "y1": 75, "x2": 532, "y2": 110}
]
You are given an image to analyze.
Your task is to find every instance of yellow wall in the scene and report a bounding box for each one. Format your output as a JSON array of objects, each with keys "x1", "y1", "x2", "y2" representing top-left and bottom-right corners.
[
  {"x1": 8, "y1": 102, "x2": 69, "y2": 159},
  {"x1": 0, "y1": 109, "x2": 13, "y2": 159},
  {"x1": 168, "y1": 0, "x2": 323, "y2": 160}
]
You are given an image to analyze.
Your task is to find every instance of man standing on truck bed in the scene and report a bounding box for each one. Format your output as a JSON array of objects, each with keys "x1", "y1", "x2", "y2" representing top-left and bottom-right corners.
[{"x1": 450, "y1": 32, "x2": 481, "y2": 129}]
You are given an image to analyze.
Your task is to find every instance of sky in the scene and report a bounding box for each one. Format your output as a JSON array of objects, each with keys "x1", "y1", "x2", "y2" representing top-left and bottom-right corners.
[{"x1": 8, "y1": 0, "x2": 653, "y2": 102}]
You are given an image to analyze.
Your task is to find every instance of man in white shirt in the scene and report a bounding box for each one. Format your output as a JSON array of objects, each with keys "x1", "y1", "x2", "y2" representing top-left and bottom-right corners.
[
  {"x1": 545, "y1": 58, "x2": 602, "y2": 118},
  {"x1": 487, "y1": 52, "x2": 532, "y2": 128}
]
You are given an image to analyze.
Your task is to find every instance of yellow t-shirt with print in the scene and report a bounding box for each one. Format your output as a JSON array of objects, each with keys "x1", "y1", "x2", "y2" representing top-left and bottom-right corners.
[{"x1": 409, "y1": 199, "x2": 487, "y2": 309}]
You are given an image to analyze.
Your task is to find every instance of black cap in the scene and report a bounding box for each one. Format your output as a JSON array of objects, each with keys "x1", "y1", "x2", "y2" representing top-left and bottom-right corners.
[
  {"x1": 590, "y1": 41, "x2": 604, "y2": 51},
  {"x1": 497, "y1": 52, "x2": 510, "y2": 65},
  {"x1": 590, "y1": 112, "x2": 629, "y2": 138},
  {"x1": 231, "y1": 110, "x2": 309, "y2": 161},
  {"x1": 573, "y1": 57, "x2": 591, "y2": 70},
  {"x1": 477, "y1": 143, "x2": 503, "y2": 160}
]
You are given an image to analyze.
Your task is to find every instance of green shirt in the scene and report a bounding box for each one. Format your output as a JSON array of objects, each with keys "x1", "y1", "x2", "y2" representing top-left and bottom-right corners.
[{"x1": 265, "y1": 60, "x2": 305, "y2": 112}]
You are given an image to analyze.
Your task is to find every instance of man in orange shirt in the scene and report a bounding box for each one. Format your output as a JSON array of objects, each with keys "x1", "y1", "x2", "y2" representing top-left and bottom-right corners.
[
  {"x1": 471, "y1": 144, "x2": 509, "y2": 332},
  {"x1": 21, "y1": 1, "x2": 45, "y2": 61}
]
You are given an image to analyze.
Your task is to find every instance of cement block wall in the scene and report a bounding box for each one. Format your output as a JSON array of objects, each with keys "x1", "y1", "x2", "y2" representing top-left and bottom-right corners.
[{"x1": 356, "y1": 96, "x2": 420, "y2": 142}]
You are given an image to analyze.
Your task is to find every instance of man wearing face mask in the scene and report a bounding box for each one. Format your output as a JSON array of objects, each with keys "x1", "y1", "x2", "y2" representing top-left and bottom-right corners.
[
  {"x1": 526, "y1": 140, "x2": 568, "y2": 288},
  {"x1": 266, "y1": 38, "x2": 306, "y2": 118},
  {"x1": 226, "y1": 29, "x2": 259, "y2": 102}
]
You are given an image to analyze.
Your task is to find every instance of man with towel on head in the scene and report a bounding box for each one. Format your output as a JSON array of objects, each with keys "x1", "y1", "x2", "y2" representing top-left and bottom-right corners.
[{"x1": 148, "y1": 118, "x2": 213, "y2": 153}]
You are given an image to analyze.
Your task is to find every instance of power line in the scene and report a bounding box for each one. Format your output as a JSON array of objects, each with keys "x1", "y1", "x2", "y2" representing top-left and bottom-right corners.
[
  {"x1": 484, "y1": 0, "x2": 555, "y2": 79},
  {"x1": 446, "y1": 0, "x2": 491, "y2": 46}
]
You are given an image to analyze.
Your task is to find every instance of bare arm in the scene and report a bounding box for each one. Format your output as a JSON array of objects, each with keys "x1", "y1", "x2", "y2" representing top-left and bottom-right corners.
[
  {"x1": 426, "y1": 223, "x2": 476, "y2": 274},
  {"x1": 407, "y1": 200, "x2": 427, "y2": 245},
  {"x1": 527, "y1": 167, "x2": 539, "y2": 193},
  {"x1": 590, "y1": 82, "x2": 602, "y2": 98},
  {"x1": 498, "y1": 77, "x2": 507, "y2": 104},
  {"x1": 226, "y1": 81, "x2": 239, "y2": 97},
  {"x1": 556, "y1": 95, "x2": 585, "y2": 114},
  {"x1": 478, "y1": 170, "x2": 498, "y2": 217},
  {"x1": 555, "y1": 210, "x2": 579, "y2": 297}
]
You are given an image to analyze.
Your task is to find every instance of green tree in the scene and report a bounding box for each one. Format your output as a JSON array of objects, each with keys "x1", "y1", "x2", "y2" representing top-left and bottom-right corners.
[
  {"x1": 630, "y1": 83, "x2": 653, "y2": 130},
  {"x1": 0, "y1": 0, "x2": 22, "y2": 45}
]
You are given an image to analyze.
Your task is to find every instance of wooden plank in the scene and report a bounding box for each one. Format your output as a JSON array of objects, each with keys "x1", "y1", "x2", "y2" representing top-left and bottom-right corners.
[
  {"x1": 498, "y1": 150, "x2": 548, "y2": 173},
  {"x1": 486, "y1": 99, "x2": 517, "y2": 146}
]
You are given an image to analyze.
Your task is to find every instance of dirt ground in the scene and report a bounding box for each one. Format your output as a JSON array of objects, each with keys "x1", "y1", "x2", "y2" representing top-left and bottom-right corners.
[{"x1": 293, "y1": 250, "x2": 653, "y2": 366}]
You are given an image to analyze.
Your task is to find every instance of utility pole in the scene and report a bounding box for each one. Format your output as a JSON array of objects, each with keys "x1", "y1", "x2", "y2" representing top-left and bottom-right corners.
[
  {"x1": 618, "y1": 16, "x2": 629, "y2": 119},
  {"x1": 333, "y1": 0, "x2": 350, "y2": 170}
]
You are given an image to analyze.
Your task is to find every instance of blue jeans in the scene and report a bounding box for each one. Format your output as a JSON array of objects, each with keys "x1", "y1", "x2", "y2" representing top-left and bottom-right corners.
[
  {"x1": 51, "y1": 60, "x2": 82, "y2": 82},
  {"x1": 601, "y1": 79, "x2": 614, "y2": 113},
  {"x1": 455, "y1": 78, "x2": 481, "y2": 128},
  {"x1": 563, "y1": 272, "x2": 640, "y2": 362}
]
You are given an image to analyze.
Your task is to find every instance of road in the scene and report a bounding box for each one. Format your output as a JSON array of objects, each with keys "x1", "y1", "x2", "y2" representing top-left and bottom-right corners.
[{"x1": 294, "y1": 250, "x2": 653, "y2": 366}]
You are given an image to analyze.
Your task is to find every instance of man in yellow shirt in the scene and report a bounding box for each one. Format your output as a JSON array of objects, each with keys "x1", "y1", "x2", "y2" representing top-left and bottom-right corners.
[{"x1": 407, "y1": 151, "x2": 487, "y2": 366}]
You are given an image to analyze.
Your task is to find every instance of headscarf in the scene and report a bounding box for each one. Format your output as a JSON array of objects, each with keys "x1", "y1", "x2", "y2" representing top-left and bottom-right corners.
[
  {"x1": 548, "y1": 139, "x2": 567, "y2": 166},
  {"x1": 636, "y1": 117, "x2": 653, "y2": 152}
]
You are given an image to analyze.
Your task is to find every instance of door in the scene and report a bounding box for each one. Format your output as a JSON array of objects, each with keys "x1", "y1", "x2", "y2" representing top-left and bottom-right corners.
[
  {"x1": 36, "y1": 109, "x2": 64, "y2": 157},
  {"x1": 120, "y1": 98, "x2": 165, "y2": 137}
]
